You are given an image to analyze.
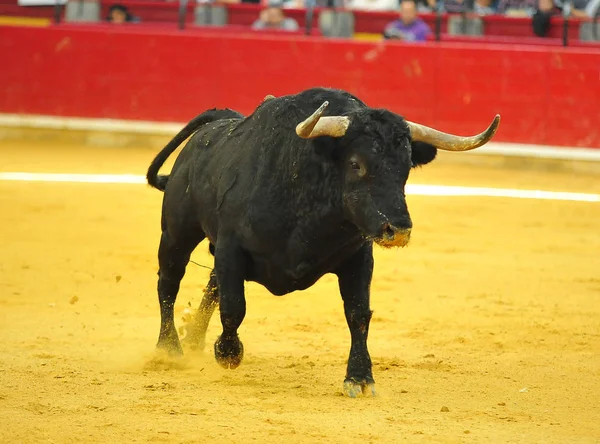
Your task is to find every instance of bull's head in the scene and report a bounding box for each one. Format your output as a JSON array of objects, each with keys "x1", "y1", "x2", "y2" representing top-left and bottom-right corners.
[{"x1": 295, "y1": 101, "x2": 500, "y2": 248}]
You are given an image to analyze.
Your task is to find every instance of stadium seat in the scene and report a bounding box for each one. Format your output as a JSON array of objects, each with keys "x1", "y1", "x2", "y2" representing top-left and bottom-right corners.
[
  {"x1": 318, "y1": 9, "x2": 355, "y2": 37},
  {"x1": 194, "y1": 3, "x2": 227, "y2": 26},
  {"x1": 447, "y1": 14, "x2": 484, "y2": 35},
  {"x1": 579, "y1": 20, "x2": 600, "y2": 41},
  {"x1": 64, "y1": 0, "x2": 100, "y2": 22}
]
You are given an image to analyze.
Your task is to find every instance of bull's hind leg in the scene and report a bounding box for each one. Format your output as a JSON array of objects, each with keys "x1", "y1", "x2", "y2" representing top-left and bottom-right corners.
[
  {"x1": 181, "y1": 269, "x2": 219, "y2": 351},
  {"x1": 335, "y1": 243, "x2": 376, "y2": 398},
  {"x1": 156, "y1": 230, "x2": 203, "y2": 355},
  {"x1": 212, "y1": 236, "x2": 246, "y2": 369}
]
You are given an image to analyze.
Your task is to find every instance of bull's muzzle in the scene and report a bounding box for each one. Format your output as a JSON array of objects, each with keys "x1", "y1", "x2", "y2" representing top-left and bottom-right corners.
[{"x1": 375, "y1": 223, "x2": 412, "y2": 248}]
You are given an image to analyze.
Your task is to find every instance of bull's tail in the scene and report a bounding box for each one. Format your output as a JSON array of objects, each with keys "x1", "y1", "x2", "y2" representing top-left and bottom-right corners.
[{"x1": 146, "y1": 108, "x2": 244, "y2": 191}]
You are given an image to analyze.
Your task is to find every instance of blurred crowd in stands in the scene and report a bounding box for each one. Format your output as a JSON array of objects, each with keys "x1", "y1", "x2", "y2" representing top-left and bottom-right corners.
[
  {"x1": 192, "y1": 0, "x2": 600, "y2": 18},
  {"x1": 106, "y1": 0, "x2": 599, "y2": 40}
]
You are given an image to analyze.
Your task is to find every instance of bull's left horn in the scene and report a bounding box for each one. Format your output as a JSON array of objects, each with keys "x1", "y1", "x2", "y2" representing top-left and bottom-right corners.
[
  {"x1": 296, "y1": 101, "x2": 351, "y2": 139},
  {"x1": 406, "y1": 114, "x2": 500, "y2": 151},
  {"x1": 263, "y1": 94, "x2": 276, "y2": 101}
]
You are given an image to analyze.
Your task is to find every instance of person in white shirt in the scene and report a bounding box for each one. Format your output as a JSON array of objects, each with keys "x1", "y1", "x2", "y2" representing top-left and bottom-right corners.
[{"x1": 350, "y1": 0, "x2": 400, "y2": 11}]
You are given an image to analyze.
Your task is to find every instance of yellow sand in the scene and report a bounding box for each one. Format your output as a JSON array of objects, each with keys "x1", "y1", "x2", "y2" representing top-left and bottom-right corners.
[{"x1": 0, "y1": 141, "x2": 599, "y2": 443}]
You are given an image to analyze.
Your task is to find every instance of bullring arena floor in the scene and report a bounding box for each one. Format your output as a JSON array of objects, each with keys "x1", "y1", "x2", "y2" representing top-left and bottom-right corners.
[{"x1": 1, "y1": 137, "x2": 599, "y2": 443}]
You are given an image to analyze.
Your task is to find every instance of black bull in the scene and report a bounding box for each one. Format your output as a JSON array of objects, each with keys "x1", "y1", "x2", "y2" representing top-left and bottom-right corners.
[{"x1": 146, "y1": 87, "x2": 500, "y2": 398}]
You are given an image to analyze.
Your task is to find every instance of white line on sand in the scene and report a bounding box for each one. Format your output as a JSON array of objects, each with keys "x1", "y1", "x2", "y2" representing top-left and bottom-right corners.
[
  {"x1": 406, "y1": 185, "x2": 599, "y2": 202},
  {"x1": 0, "y1": 172, "x2": 146, "y2": 184},
  {"x1": 0, "y1": 172, "x2": 598, "y2": 203}
]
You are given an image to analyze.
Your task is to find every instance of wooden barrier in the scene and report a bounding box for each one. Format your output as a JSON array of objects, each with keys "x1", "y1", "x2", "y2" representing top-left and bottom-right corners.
[{"x1": 0, "y1": 24, "x2": 598, "y2": 148}]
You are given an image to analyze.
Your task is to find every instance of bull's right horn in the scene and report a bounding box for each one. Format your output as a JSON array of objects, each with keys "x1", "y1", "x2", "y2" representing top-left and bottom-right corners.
[
  {"x1": 296, "y1": 101, "x2": 351, "y2": 139},
  {"x1": 406, "y1": 115, "x2": 501, "y2": 151}
]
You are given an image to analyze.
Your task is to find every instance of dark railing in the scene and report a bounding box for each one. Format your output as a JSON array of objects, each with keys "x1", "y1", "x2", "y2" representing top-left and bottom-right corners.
[
  {"x1": 53, "y1": 0, "x2": 63, "y2": 23},
  {"x1": 562, "y1": 0, "x2": 571, "y2": 46},
  {"x1": 435, "y1": 2, "x2": 442, "y2": 41},
  {"x1": 177, "y1": 0, "x2": 187, "y2": 30},
  {"x1": 304, "y1": 0, "x2": 315, "y2": 36},
  {"x1": 460, "y1": 0, "x2": 474, "y2": 35}
]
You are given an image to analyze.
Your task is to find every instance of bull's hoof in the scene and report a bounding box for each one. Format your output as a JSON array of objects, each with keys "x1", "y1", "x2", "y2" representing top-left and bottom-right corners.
[
  {"x1": 343, "y1": 378, "x2": 376, "y2": 398},
  {"x1": 156, "y1": 343, "x2": 183, "y2": 357},
  {"x1": 156, "y1": 333, "x2": 184, "y2": 357},
  {"x1": 214, "y1": 335, "x2": 244, "y2": 369}
]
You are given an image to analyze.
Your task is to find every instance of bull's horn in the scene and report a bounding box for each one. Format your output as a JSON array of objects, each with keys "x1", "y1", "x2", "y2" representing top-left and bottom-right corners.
[
  {"x1": 296, "y1": 101, "x2": 350, "y2": 139},
  {"x1": 263, "y1": 94, "x2": 276, "y2": 101},
  {"x1": 406, "y1": 114, "x2": 501, "y2": 151}
]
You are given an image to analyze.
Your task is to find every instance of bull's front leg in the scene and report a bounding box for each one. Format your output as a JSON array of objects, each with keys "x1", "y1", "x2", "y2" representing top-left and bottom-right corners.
[
  {"x1": 335, "y1": 242, "x2": 376, "y2": 398},
  {"x1": 213, "y1": 236, "x2": 246, "y2": 369}
]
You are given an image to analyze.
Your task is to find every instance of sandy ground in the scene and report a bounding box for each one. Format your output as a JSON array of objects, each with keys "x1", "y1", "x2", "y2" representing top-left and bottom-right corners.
[{"x1": 0, "y1": 142, "x2": 599, "y2": 444}]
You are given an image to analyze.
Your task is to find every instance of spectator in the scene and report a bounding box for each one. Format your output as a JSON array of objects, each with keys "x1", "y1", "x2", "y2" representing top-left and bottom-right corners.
[
  {"x1": 568, "y1": 0, "x2": 600, "y2": 17},
  {"x1": 106, "y1": 4, "x2": 140, "y2": 23},
  {"x1": 252, "y1": 0, "x2": 300, "y2": 30},
  {"x1": 496, "y1": 0, "x2": 537, "y2": 16},
  {"x1": 282, "y1": 0, "x2": 305, "y2": 6},
  {"x1": 423, "y1": 0, "x2": 496, "y2": 13},
  {"x1": 319, "y1": 0, "x2": 352, "y2": 5},
  {"x1": 196, "y1": 0, "x2": 256, "y2": 4},
  {"x1": 350, "y1": 0, "x2": 400, "y2": 11},
  {"x1": 383, "y1": 0, "x2": 433, "y2": 41},
  {"x1": 532, "y1": 0, "x2": 559, "y2": 35},
  {"x1": 195, "y1": 0, "x2": 264, "y2": 4},
  {"x1": 473, "y1": 0, "x2": 497, "y2": 14},
  {"x1": 443, "y1": 0, "x2": 468, "y2": 13},
  {"x1": 415, "y1": 0, "x2": 438, "y2": 12}
]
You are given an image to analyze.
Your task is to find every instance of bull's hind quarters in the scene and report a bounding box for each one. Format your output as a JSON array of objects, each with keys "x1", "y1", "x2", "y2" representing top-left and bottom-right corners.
[{"x1": 146, "y1": 87, "x2": 501, "y2": 397}]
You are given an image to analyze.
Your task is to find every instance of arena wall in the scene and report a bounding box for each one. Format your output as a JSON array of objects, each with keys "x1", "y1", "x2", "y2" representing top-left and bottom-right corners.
[{"x1": 0, "y1": 24, "x2": 599, "y2": 149}]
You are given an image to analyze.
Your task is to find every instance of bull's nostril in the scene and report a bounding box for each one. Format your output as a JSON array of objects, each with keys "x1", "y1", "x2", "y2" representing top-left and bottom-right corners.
[{"x1": 384, "y1": 224, "x2": 395, "y2": 238}]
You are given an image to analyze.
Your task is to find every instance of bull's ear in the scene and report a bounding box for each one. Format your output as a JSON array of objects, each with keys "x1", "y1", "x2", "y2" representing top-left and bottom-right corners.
[{"x1": 411, "y1": 141, "x2": 437, "y2": 168}]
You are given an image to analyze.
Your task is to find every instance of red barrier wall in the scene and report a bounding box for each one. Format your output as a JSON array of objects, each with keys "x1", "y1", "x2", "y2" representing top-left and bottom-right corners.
[{"x1": 1, "y1": 24, "x2": 599, "y2": 147}]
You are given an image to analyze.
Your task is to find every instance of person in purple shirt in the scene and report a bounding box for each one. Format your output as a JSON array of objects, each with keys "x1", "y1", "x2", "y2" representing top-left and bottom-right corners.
[{"x1": 383, "y1": 0, "x2": 433, "y2": 41}]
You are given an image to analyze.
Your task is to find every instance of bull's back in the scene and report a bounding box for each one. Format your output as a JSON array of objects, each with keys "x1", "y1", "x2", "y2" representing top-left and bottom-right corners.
[
  {"x1": 179, "y1": 119, "x2": 257, "y2": 240},
  {"x1": 159, "y1": 119, "x2": 244, "y2": 234}
]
